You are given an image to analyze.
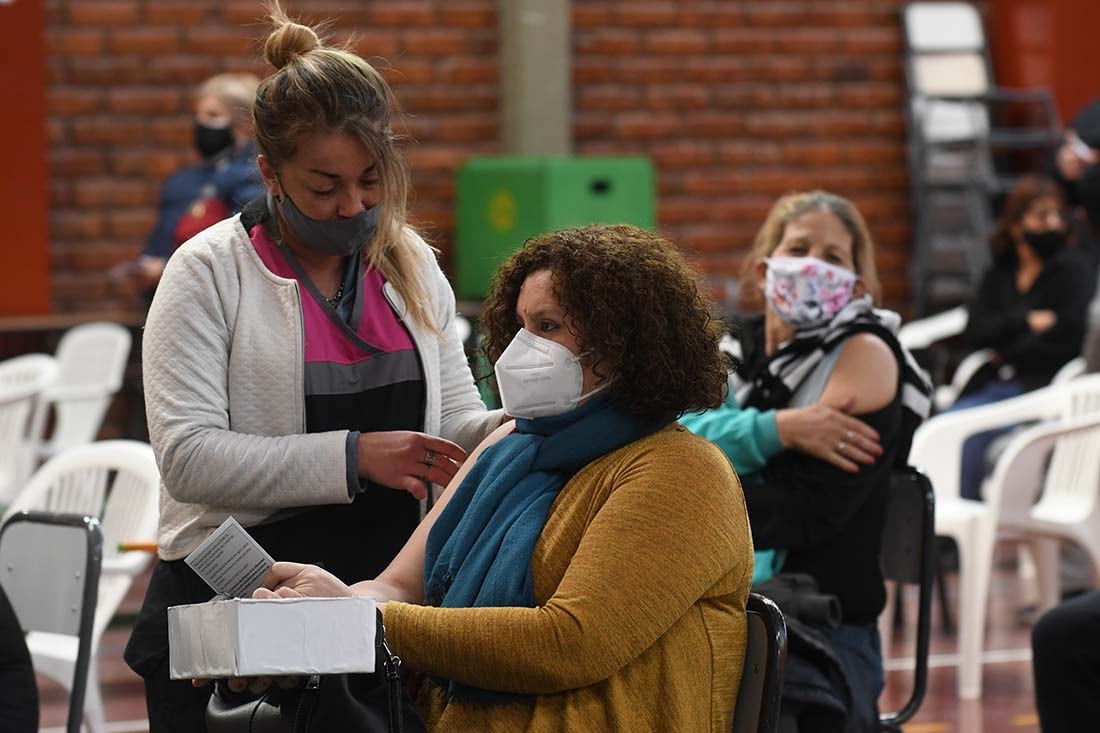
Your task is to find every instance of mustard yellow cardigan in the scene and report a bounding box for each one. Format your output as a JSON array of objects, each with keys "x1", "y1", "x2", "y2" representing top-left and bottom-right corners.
[{"x1": 384, "y1": 423, "x2": 754, "y2": 732}]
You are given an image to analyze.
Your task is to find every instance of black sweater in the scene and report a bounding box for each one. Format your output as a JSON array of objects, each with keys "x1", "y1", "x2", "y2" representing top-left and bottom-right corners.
[
  {"x1": 964, "y1": 251, "x2": 1094, "y2": 391},
  {"x1": 736, "y1": 317, "x2": 905, "y2": 626},
  {"x1": 744, "y1": 399, "x2": 900, "y2": 626}
]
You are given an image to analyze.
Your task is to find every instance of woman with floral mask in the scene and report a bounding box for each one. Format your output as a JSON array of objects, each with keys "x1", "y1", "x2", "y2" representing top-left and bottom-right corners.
[
  {"x1": 687, "y1": 191, "x2": 930, "y2": 733},
  {"x1": 946, "y1": 175, "x2": 1093, "y2": 501},
  {"x1": 247, "y1": 224, "x2": 753, "y2": 732},
  {"x1": 125, "y1": 6, "x2": 503, "y2": 730}
]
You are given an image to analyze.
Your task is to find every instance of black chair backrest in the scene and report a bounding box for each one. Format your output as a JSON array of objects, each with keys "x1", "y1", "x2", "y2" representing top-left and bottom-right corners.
[
  {"x1": 878, "y1": 467, "x2": 935, "y2": 731},
  {"x1": 0, "y1": 511, "x2": 102, "y2": 733},
  {"x1": 732, "y1": 592, "x2": 788, "y2": 733}
]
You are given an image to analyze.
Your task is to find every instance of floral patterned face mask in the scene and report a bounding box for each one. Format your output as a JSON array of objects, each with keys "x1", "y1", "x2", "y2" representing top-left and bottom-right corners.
[{"x1": 764, "y1": 256, "x2": 858, "y2": 329}]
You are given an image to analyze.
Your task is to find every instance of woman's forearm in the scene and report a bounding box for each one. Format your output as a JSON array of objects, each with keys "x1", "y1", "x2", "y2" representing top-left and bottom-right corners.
[
  {"x1": 357, "y1": 420, "x2": 520, "y2": 604},
  {"x1": 349, "y1": 577, "x2": 416, "y2": 604}
]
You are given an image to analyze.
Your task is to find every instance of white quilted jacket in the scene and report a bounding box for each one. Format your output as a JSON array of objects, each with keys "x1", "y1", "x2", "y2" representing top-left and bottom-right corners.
[{"x1": 143, "y1": 216, "x2": 501, "y2": 559}]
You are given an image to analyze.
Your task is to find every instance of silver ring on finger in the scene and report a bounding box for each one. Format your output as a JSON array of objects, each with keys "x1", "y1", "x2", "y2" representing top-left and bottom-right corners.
[
  {"x1": 846, "y1": 430, "x2": 854, "y2": 440},
  {"x1": 425, "y1": 449, "x2": 436, "y2": 468},
  {"x1": 836, "y1": 440, "x2": 846, "y2": 452}
]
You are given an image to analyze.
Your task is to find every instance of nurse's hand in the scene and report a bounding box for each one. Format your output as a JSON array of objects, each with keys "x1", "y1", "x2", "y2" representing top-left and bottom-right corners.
[
  {"x1": 253, "y1": 562, "x2": 353, "y2": 599},
  {"x1": 357, "y1": 431, "x2": 467, "y2": 500}
]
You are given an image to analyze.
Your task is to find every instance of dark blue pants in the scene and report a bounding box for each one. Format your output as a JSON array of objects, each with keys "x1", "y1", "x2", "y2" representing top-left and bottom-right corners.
[
  {"x1": 820, "y1": 623, "x2": 884, "y2": 733},
  {"x1": 943, "y1": 380, "x2": 1025, "y2": 501}
]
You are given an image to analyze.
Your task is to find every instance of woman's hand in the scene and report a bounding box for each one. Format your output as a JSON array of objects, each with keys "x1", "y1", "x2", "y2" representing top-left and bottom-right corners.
[
  {"x1": 253, "y1": 561, "x2": 353, "y2": 599},
  {"x1": 1057, "y1": 131, "x2": 1099, "y2": 181},
  {"x1": 1027, "y1": 309, "x2": 1057, "y2": 334},
  {"x1": 192, "y1": 565, "x2": 370, "y2": 689},
  {"x1": 774, "y1": 398, "x2": 882, "y2": 473},
  {"x1": 357, "y1": 431, "x2": 468, "y2": 500}
]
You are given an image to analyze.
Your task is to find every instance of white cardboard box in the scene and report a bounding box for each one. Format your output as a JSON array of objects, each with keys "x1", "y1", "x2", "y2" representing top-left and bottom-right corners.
[{"x1": 168, "y1": 596, "x2": 376, "y2": 679}]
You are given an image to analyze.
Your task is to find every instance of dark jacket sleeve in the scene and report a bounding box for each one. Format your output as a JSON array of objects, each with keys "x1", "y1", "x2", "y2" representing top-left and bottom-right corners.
[
  {"x1": 142, "y1": 177, "x2": 184, "y2": 258},
  {"x1": 998, "y1": 257, "x2": 1093, "y2": 371},
  {"x1": 964, "y1": 266, "x2": 1030, "y2": 350},
  {"x1": 743, "y1": 402, "x2": 900, "y2": 552},
  {"x1": 216, "y1": 156, "x2": 265, "y2": 213}
]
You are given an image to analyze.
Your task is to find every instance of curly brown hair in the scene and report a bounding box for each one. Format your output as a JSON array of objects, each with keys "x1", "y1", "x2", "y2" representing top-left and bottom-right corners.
[{"x1": 480, "y1": 225, "x2": 730, "y2": 419}]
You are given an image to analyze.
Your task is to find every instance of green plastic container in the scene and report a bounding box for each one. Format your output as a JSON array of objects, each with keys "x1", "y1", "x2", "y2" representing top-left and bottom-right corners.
[{"x1": 454, "y1": 156, "x2": 656, "y2": 300}]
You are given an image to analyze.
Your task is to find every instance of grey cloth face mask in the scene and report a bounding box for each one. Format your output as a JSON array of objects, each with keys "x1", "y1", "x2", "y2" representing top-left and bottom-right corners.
[{"x1": 272, "y1": 190, "x2": 380, "y2": 257}]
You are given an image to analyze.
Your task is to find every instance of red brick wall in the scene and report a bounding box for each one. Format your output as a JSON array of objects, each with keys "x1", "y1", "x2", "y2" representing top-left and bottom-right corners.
[
  {"x1": 46, "y1": 0, "x2": 947, "y2": 313},
  {"x1": 45, "y1": 0, "x2": 499, "y2": 312},
  {"x1": 573, "y1": 1, "x2": 923, "y2": 308}
]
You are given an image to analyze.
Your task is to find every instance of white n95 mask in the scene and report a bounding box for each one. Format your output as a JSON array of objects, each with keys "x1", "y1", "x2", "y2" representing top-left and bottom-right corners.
[{"x1": 494, "y1": 329, "x2": 607, "y2": 419}]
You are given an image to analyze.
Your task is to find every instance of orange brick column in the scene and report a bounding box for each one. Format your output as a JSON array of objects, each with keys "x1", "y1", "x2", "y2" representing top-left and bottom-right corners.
[{"x1": 2, "y1": 0, "x2": 50, "y2": 315}]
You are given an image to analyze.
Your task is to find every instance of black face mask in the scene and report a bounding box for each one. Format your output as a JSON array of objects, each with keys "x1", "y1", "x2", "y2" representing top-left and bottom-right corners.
[
  {"x1": 1023, "y1": 229, "x2": 1066, "y2": 260},
  {"x1": 194, "y1": 121, "x2": 234, "y2": 159}
]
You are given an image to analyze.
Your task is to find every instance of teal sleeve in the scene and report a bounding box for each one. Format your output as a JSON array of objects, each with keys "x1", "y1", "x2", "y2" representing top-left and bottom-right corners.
[
  {"x1": 680, "y1": 395, "x2": 784, "y2": 476},
  {"x1": 751, "y1": 549, "x2": 788, "y2": 585}
]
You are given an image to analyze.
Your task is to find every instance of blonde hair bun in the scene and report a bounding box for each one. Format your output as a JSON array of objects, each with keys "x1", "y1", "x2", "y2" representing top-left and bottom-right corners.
[{"x1": 263, "y1": 5, "x2": 321, "y2": 69}]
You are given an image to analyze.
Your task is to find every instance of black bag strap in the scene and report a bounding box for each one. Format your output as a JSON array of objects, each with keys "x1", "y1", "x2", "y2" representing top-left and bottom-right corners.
[
  {"x1": 299, "y1": 612, "x2": 406, "y2": 733},
  {"x1": 378, "y1": 613, "x2": 405, "y2": 733},
  {"x1": 294, "y1": 676, "x2": 321, "y2": 733}
]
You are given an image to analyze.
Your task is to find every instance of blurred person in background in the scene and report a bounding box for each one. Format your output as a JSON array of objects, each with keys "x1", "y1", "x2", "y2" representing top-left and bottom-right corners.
[
  {"x1": 948, "y1": 176, "x2": 1093, "y2": 501},
  {"x1": 122, "y1": 6, "x2": 501, "y2": 731},
  {"x1": 1052, "y1": 98, "x2": 1100, "y2": 264},
  {"x1": 1060, "y1": 102, "x2": 1100, "y2": 378},
  {"x1": 111, "y1": 72, "x2": 264, "y2": 304}
]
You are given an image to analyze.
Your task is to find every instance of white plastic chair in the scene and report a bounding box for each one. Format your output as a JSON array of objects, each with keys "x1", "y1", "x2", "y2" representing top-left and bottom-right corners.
[
  {"x1": 1052, "y1": 356, "x2": 1087, "y2": 384},
  {"x1": 899, "y1": 306, "x2": 1088, "y2": 409},
  {"x1": 908, "y1": 374, "x2": 1100, "y2": 698},
  {"x1": 896, "y1": 306, "x2": 979, "y2": 409},
  {"x1": 933, "y1": 348, "x2": 995, "y2": 411},
  {"x1": 3, "y1": 440, "x2": 160, "y2": 733},
  {"x1": 898, "y1": 306, "x2": 968, "y2": 352},
  {"x1": 996, "y1": 388, "x2": 1100, "y2": 613},
  {"x1": 934, "y1": 352, "x2": 1086, "y2": 411},
  {"x1": 0, "y1": 354, "x2": 59, "y2": 505},
  {"x1": 35, "y1": 323, "x2": 132, "y2": 460}
]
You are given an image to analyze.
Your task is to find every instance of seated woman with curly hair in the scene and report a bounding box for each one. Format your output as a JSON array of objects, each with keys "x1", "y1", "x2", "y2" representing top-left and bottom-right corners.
[{"x1": 253, "y1": 224, "x2": 753, "y2": 731}]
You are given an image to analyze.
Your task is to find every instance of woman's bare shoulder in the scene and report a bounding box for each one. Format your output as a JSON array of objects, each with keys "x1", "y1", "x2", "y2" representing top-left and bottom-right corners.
[{"x1": 823, "y1": 332, "x2": 899, "y2": 414}]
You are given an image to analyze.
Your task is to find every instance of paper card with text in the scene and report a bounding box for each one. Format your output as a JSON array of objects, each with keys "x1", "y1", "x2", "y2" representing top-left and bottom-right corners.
[{"x1": 184, "y1": 516, "x2": 275, "y2": 598}]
